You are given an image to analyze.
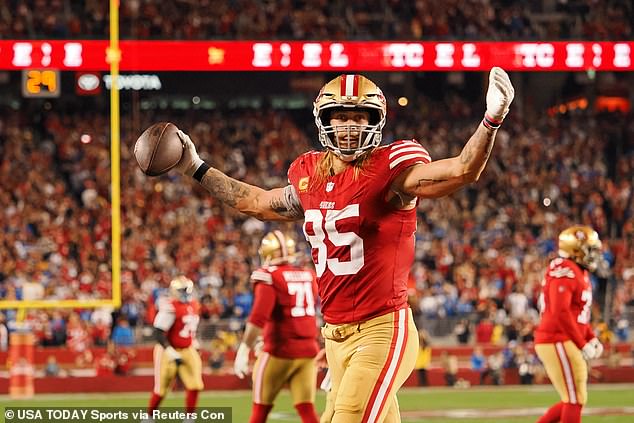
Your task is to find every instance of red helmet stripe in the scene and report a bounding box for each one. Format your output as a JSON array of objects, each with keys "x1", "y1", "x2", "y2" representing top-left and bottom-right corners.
[
  {"x1": 339, "y1": 74, "x2": 361, "y2": 98},
  {"x1": 340, "y1": 75, "x2": 347, "y2": 97}
]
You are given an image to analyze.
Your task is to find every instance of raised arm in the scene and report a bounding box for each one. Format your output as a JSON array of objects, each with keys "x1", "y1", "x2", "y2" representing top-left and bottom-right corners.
[
  {"x1": 174, "y1": 132, "x2": 304, "y2": 221},
  {"x1": 394, "y1": 67, "x2": 514, "y2": 199}
]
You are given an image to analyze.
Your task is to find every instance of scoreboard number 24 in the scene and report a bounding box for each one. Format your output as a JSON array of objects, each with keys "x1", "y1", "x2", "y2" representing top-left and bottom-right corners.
[{"x1": 22, "y1": 69, "x2": 60, "y2": 98}]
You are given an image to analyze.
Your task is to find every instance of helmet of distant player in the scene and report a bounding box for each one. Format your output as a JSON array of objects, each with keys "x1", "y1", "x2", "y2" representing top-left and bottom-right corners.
[
  {"x1": 313, "y1": 74, "x2": 387, "y2": 162},
  {"x1": 170, "y1": 276, "x2": 194, "y2": 303},
  {"x1": 258, "y1": 230, "x2": 297, "y2": 266},
  {"x1": 558, "y1": 225, "x2": 603, "y2": 271}
]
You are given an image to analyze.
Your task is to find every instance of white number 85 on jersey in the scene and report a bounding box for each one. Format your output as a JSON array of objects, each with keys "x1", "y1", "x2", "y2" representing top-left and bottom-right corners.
[{"x1": 303, "y1": 204, "x2": 364, "y2": 277}]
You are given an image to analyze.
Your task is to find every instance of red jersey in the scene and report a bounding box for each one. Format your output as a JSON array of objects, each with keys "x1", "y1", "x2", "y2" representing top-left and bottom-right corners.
[
  {"x1": 535, "y1": 257, "x2": 595, "y2": 348},
  {"x1": 249, "y1": 264, "x2": 319, "y2": 359},
  {"x1": 288, "y1": 140, "x2": 431, "y2": 324},
  {"x1": 153, "y1": 297, "x2": 200, "y2": 349}
]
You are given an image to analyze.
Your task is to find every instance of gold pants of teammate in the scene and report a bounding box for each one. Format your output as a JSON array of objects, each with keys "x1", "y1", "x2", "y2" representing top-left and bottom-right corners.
[
  {"x1": 152, "y1": 345, "x2": 204, "y2": 396},
  {"x1": 252, "y1": 353, "x2": 317, "y2": 406},
  {"x1": 535, "y1": 340, "x2": 588, "y2": 405}
]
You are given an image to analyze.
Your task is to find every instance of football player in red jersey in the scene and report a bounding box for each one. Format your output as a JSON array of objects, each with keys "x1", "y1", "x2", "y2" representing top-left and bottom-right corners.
[
  {"x1": 168, "y1": 67, "x2": 514, "y2": 422},
  {"x1": 534, "y1": 226, "x2": 605, "y2": 423},
  {"x1": 147, "y1": 276, "x2": 203, "y2": 417},
  {"x1": 234, "y1": 230, "x2": 320, "y2": 423}
]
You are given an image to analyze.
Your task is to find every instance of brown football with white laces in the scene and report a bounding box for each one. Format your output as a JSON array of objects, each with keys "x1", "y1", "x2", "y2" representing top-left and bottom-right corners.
[{"x1": 134, "y1": 122, "x2": 183, "y2": 176}]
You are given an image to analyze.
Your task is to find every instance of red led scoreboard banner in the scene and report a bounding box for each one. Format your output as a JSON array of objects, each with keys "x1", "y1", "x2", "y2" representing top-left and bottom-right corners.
[{"x1": 0, "y1": 41, "x2": 632, "y2": 71}]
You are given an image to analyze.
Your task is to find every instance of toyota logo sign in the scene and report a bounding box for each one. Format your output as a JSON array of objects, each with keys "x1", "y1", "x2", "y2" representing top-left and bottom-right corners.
[{"x1": 76, "y1": 72, "x2": 101, "y2": 95}]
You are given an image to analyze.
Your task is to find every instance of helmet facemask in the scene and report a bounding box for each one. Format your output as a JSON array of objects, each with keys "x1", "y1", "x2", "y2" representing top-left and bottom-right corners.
[
  {"x1": 579, "y1": 242, "x2": 603, "y2": 272},
  {"x1": 316, "y1": 106, "x2": 384, "y2": 162}
]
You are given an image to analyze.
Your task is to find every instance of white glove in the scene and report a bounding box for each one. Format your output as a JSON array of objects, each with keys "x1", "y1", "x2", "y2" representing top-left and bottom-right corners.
[
  {"x1": 320, "y1": 369, "x2": 332, "y2": 392},
  {"x1": 175, "y1": 130, "x2": 204, "y2": 177},
  {"x1": 164, "y1": 346, "x2": 183, "y2": 364},
  {"x1": 485, "y1": 67, "x2": 515, "y2": 123},
  {"x1": 581, "y1": 342, "x2": 597, "y2": 361},
  {"x1": 589, "y1": 337, "x2": 604, "y2": 359},
  {"x1": 234, "y1": 343, "x2": 250, "y2": 379}
]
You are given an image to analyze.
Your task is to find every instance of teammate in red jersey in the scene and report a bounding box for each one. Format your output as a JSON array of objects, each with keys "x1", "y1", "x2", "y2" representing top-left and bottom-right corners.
[
  {"x1": 147, "y1": 276, "x2": 203, "y2": 418},
  {"x1": 234, "y1": 230, "x2": 320, "y2": 423},
  {"x1": 166, "y1": 67, "x2": 514, "y2": 422},
  {"x1": 535, "y1": 226, "x2": 605, "y2": 423}
]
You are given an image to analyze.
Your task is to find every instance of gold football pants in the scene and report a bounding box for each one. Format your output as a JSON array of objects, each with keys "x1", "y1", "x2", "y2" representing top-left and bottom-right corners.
[
  {"x1": 321, "y1": 308, "x2": 418, "y2": 423},
  {"x1": 535, "y1": 340, "x2": 588, "y2": 405},
  {"x1": 152, "y1": 345, "x2": 204, "y2": 396},
  {"x1": 252, "y1": 353, "x2": 317, "y2": 406}
]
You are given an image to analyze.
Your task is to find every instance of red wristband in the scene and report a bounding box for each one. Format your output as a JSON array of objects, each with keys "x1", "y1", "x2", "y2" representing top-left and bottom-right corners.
[{"x1": 483, "y1": 113, "x2": 503, "y2": 130}]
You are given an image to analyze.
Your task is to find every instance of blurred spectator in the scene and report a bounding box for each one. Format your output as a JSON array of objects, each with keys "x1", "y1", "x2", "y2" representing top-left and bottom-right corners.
[
  {"x1": 114, "y1": 347, "x2": 135, "y2": 376},
  {"x1": 0, "y1": 0, "x2": 631, "y2": 40},
  {"x1": 475, "y1": 317, "x2": 494, "y2": 344},
  {"x1": 208, "y1": 336, "x2": 228, "y2": 373},
  {"x1": 441, "y1": 352, "x2": 458, "y2": 387},
  {"x1": 95, "y1": 342, "x2": 117, "y2": 376},
  {"x1": 415, "y1": 330, "x2": 432, "y2": 386},
  {"x1": 471, "y1": 346, "x2": 486, "y2": 375},
  {"x1": 480, "y1": 351, "x2": 504, "y2": 385},
  {"x1": 596, "y1": 321, "x2": 615, "y2": 345},
  {"x1": 111, "y1": 317, "x2": 135, "y2": 346},
  {"x1": 44, "y1": 355, "x2": 62, "y2": 377},
  {"x1": 501, "y1": 341, "x2": 519, "y2": 369},
  {"x1": 615, "y1": 319, "x2": 629, "y2": 342},
  {"x1": 67, "y1": 312, "x2": 91, "y2": 353},
  {"x1": 515, "y1": 346, "x2": 537, "y2": 385},
  {"x1": 453, "y1": 318, "x2": 471, "y2": 344}
]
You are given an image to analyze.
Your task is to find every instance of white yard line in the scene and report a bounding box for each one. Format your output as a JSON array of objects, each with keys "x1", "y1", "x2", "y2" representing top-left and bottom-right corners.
[{"x1": 403, "y1": 407, "x2": 634, "y2": 418}]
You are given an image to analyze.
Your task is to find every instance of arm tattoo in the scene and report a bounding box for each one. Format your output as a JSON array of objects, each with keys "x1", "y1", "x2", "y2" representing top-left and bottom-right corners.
[
  {"x1": 460, "y1": 125, "x2": 496, "y2": 166},
  {"x1": 197, "y1": 169, "x2": 303, "y2": 220},
  {"x1": 416, "y1": 178, "x2": 448, "y2": 189},
  {"x1": 199, "y1": 168, "x2": 251, "y2": 207},
  {"x1": 271, "y1": 185, "x2": 304, "y2": 219}
]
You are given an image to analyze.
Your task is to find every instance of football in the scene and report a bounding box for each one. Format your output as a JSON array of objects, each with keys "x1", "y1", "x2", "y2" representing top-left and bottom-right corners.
[{"x1": 134, "y1": 122, "x2": 183, "y2": 176}]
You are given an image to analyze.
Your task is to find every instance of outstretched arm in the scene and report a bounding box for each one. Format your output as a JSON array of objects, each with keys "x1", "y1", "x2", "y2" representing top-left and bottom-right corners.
[
  {"x1": 175, "y1": 132, "x2": 303, "y2": 221},
  {"x1": 394, "y1": 67, "x2": 514, "y2": 199}
]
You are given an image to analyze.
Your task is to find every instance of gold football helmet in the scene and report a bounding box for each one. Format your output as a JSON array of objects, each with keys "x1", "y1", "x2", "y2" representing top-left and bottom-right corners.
[
  {"x1": 258, "y1": 230, "x2": 296, "y2": 265},
  {"x1": 170, "y1": 275, "x2": 194, "y2": 303},
  {"x1": 558, "y1": 226, "x2": 603, "y2": 271},
  {"x1": 313, "y1": 74, "x2": 387, "y2": 161}
]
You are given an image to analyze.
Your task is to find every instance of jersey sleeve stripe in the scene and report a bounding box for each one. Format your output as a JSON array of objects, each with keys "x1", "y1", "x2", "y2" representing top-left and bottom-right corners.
[
  {"x1": 389, "y1": 153, "x2": 430, "y2": 169},
  {"x1": 390, "y1": 140, "x2": 425, "y2": 149},
  {"x1": 250, "y1": 271, "x2": 273, "y2": 283},
  {"x1": 388, "y1": 146, "x2": 430, "y2": 160}
]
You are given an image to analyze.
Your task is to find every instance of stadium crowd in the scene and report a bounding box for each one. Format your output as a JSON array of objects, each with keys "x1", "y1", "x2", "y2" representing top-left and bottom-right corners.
[
  {"x1": 1, "y1": 92, "x2": 633, "y2": 359},
  {"x1": 1, "y1": 0, "x2": 632, "y2": 40}
]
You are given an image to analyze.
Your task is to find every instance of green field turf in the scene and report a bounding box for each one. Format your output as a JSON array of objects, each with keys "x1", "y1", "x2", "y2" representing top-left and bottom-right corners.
[{"x1": 2, "y1": 384, "x2": 634, "y2": 422}]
